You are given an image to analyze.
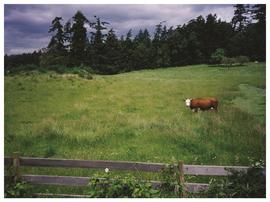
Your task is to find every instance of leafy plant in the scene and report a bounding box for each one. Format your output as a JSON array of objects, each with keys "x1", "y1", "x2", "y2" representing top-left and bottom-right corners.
[
  {"x1": 85, "y1": 164, "x2": 185, "y2": 198},
  {"x1": 78, "y1": 71, "x2": 93, "y2": 80},
  {"x1": 5, "y1": 181, "x2": 33, "y2": 198},
  {"x1": 222, "y1": 56, "x2": 236, "y2": 67},
  {"x1": 210, "y1": 48, "x2": 225, "y2": 64},
  {"x1": 202, "y1": 160, "x2": 265, "y2": 198},
  {"x1": 160, "y1": 164, "x2": 184, "y2": 197},
  {"x1": 235, "y1": 55, "x2": 249, "y2": 65},
  {"x1": 85, "y1": 170, "x2": 160, "y2": 198}
]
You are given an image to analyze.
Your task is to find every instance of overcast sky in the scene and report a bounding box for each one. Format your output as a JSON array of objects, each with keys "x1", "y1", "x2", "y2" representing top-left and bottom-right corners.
[{"x1": 4, "y1": 4, "x2": 235, "y2": 55}]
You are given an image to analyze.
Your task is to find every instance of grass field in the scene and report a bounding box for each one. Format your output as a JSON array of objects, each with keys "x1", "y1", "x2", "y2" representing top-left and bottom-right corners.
[{"x1": 5, "y1": 63, "x2": 266, "y2": 168}]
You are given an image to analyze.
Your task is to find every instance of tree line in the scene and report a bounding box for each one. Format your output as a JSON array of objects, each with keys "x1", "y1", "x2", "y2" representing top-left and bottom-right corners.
[{"x1": 5, "y1": 4, "x2": 265, "y2": 75}]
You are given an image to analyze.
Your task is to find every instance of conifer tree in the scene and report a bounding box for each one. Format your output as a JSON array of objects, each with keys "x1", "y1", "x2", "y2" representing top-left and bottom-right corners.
[{"x1": 70, "y1": 11, "x2": 89, "y2": 65}]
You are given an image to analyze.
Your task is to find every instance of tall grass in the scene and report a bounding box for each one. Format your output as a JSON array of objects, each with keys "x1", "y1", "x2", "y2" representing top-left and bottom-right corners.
[{"x1": 5, "y1": 63, "x2": 265, "y2": 167}]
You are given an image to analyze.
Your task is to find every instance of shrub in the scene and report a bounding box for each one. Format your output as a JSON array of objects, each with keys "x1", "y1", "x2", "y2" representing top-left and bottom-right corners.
[
  {"x1": 77, "y1": 71, "x2": 93, "y2": 80},
  {"x1": 45, "y1": 64, "x2": 67, "y2": 74},
  {"x1": 85, "y1": 172, "x2": 160, "y2": 198},
  {"x1": 86, "y1": 73, "x2": 93, "y2": 80},
  {"x1": 40, "y1": 53, "x2": 71, "y2": 67},
  {"x1": 221, "y1": 57, "x2": 236, "y2": 67},
  {"x1": 5, "y1": 181, "x2": 33, "y2": 198},
  {"x1": 85, "y1": 165, "x2": 184, "y2": 198},
  {"x1": 38, "y1": 67, "x2": 48, "y2": 73},
  {"x1": 20, "y1": 64, "x2": 40, "y2": 71},
  {"x1": 235, "y1": 56, "x2": 249, "y2": 65},
  {"x1": 202, "y1": 162, "x2": 265, "y2": 198},
  {"x1": 210, "y1": 48, "x2": 225, "y2": 64}
]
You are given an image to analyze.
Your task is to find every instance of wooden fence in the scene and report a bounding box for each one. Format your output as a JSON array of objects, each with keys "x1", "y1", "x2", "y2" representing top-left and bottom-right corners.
[{"x1": 4, "y1": 153, "x2": 250, "y2": 198}]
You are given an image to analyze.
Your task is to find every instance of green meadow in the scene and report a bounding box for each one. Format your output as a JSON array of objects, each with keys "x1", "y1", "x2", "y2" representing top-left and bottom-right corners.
[{"x1": 5, "y1": 63, "x2": 265, "y2": 167}]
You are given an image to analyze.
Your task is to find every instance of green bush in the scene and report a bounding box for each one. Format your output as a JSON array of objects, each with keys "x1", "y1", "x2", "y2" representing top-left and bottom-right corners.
[
  {"x1": 85, "y1": 172, "x2": 160, "y2": 198},
  {"x1": 5, "y1": 181, "x2": 33, "y2": 198},
  {"x1": 45, "y1": 64, "x2": 67, "y2": 74},
  {"x1": 86, "y1": 73, "x2": 93, "y2": 80},
  {"x1": 40, "y1": 54, "x2": 71, "y2": 68},
  {"x1": 38, "y1": 67, "x2": 48, "y2": 73},
  {"x1": 221, "y1": 57, "x2": 236, "y2": 66},
  {"x1": 235, "y1": 56, "x2": 250, "y2": 65},
  {"x1": 202, "y1": 161, "x2": 265, "y2": 198},
  {"x1": 77, "y1": 69, "x2": 93, "y2": 80},
  {"x1": 85, "y1": 165, "x2": 183, "y2": 198},
  {"x1": 210, "y1": 48, "x2": 225, "y2": 64}
]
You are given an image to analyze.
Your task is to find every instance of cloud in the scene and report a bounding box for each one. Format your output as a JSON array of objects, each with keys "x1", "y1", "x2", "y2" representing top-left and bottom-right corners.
[{"x1": 4, "y1": 4, "x2": 235, "y2": 55}]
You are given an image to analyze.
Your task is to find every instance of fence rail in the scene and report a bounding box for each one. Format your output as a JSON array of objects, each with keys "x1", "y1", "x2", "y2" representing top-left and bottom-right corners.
[
  {"x1": 19, "y1": 174, "x2": 209, "y2": 193},
  {"x1": 4, "y1": 154, "x2": 251, "y2": 197},
  {"x1": 4, "y1": 156, "x2": 249, "y2": 175},
  {"x1": 5, "y1": 157, "x2": 167, "y2": 172}
]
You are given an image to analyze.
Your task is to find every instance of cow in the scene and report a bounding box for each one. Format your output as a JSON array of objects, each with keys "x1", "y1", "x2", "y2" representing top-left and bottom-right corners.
[{"x1": 185, "y1": 98, "x2": 218, "y2": 112}]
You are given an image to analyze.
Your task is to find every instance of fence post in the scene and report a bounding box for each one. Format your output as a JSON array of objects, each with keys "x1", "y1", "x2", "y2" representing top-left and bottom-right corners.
[
  {"x1": 178, "y1": 161, "x2": 186, "y2": 197},
  {"x1": 13, "y1": 152, "x2": 20, "y2": 183}
]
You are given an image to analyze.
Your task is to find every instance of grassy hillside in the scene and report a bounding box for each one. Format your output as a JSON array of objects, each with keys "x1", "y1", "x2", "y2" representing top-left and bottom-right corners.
[{"x1": 5, "y1": 63, "x2": 265, "y2": 167}]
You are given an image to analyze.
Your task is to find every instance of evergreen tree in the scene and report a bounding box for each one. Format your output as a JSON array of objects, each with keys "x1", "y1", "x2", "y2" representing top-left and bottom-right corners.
[
  {"x1": 40, "y1": 16, "x2": 68, "y2": 67},
  {"x1": 246, "y1": 4, "x2": 266, "y2": 61},
  {"x1": 63, "y1": 21, "x2": 72, "y2": 51},
  {"x1": 104, "y1": 28, "x2": 121, "y2": 74},
  {"x1": 132, "y1": 29, "x2": 152, "y2": 69},
  {"x1": 152, "y1": 22, "x2": 165, "y2": 67},
  {"x1": 231, "y1": 4, "x2": 250, "y2": 32},
  {"x1": 120, "y1": 29, "x2": 134, "y2": 71},
  {"x1": 251, "y1": 4, "x2": 266, "y2": 24},
  {"x1": 6, "y1": 5, "x2": 266, "y2": 74},
  {"x1": 70, "y1": 11, "x2": 89, "y2": 65},
  {"x1": 90, "y1": 16, "x2": 109, "y2": 72},
  {"x1": 47, "y1": 17, "x2": 66, "y2": 54}
]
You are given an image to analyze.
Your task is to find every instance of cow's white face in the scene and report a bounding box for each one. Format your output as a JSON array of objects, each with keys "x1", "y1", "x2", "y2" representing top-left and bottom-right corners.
[{"x1": 185, "y1": 98, "x2": 191, "y2": 107}]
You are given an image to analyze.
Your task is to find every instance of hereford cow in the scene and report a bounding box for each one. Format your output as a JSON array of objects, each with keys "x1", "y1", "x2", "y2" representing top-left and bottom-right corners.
[{"x1": 185, "y1": 98, "x2": 218, "y2": 112}]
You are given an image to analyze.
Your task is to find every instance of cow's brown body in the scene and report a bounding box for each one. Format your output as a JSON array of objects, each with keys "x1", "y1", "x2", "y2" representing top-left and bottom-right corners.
[{"x1": 190, "y1": 98, "x2": 218, "y2": 112}]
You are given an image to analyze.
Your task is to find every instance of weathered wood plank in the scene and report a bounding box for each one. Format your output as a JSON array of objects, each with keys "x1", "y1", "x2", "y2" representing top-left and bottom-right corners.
[
  {"x1": 185, "y1": 183, "x2": 209, "y2": 193},
  {"x1": 20, "y1": 157, "x2": 168, "y2": 172},
  {"x1": 21, "y1": 175, "x2": 208, "y2": 193},
  {"x1": 21, "y1": 174, "x2": 162, "y2": 187},
  {"x1": 184, "y1": 165, "x2": 249, "y2": 176},
  {"x1": 6, "y1": 156, "x2": 250, "y2": 176},
  {"x1": 22, "y1": 175, "x2": 91, "y2": 186},
  {"x1": 13, "y1": 152, "x2": 20, "y2": 183}
]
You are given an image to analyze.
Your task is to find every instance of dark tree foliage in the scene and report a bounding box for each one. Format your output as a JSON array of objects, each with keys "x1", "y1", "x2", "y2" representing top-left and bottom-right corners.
[
  {"x1": 70, "y1": 11, "x2": 89, "y2": 65},
  {"x1": 228, "y1": 4, "x2": 265, "y2": 61},
  {"x1": 231, "y1": 4, "x2": 251, "y2": 32},
  {"x1": 248, "y1": 4, "x2": 266, "y2": 61},
  {"x1": 132, "y1": 29, "x2": 152, "y2": 69},
  {"x1": 101, "y1": 28, "x2": 121, "y2": 74},
  {"x1": 5, "y1": 51, "x2": 41, "y2": 74},
  {"x1": 119, "y1": 29, "x2": 135, "y2": 72},
  {"x1": 48, "y1": 17, "x2": 66, "y2": 53},
  {"x1": 5, "y1": 5, "x2": 266, "y2": 75},
  {"x1": 152, "y1": 22, "x2": 164, "y2": 67},
  {"x1": 88, "y1": 16, "x2": 109, "y2": 72},
  {"x1": 63, "y1": 21, "x2": 72, "y2": 50},
  {"x1": 39, "y1": 17, "x2": 69, "y2": 68}
]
